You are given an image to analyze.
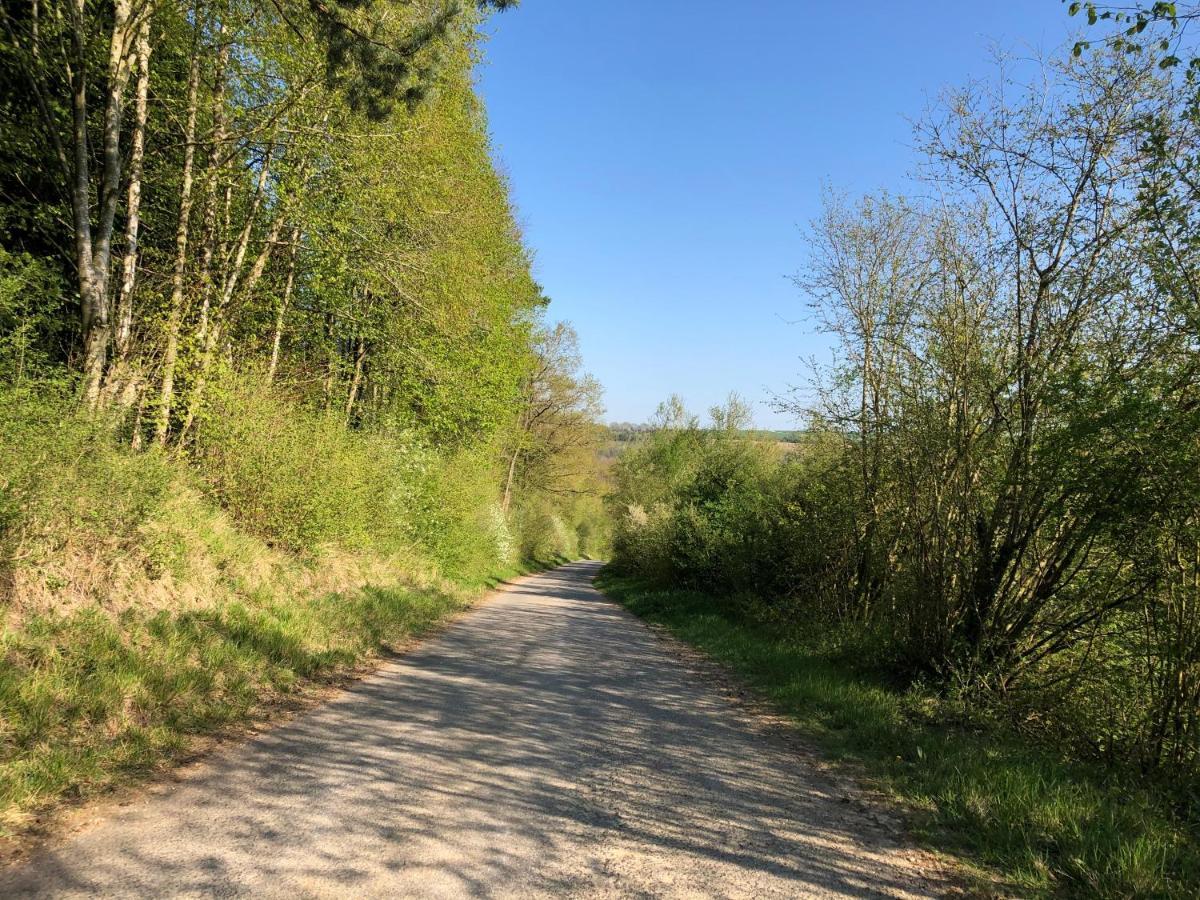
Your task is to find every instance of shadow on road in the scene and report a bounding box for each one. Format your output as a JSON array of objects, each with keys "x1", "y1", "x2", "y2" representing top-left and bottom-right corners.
[{"x1": 1, "y1": 562, "x2": 943, "y2": 898}]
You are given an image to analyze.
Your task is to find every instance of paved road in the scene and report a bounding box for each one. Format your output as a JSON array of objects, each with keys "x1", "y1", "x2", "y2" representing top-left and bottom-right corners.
[{"x1": 1, "y1": 562, "x2": 944, "y2": 898}]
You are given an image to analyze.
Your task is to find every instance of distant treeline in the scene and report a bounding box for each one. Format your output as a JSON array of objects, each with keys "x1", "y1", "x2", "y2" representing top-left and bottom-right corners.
[{"x1": 608, "y1": 423, "x2": 806, "y2": 444}]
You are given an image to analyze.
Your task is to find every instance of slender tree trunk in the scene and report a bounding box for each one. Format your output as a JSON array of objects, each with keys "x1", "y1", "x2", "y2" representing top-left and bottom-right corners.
[
  {"x1": 502, "y1": 403, "x2": 530, "y2": 513},
  {"x1": 267, "y1": 225, "x2": 301, "y2": 383},
  {"x1": 155, "y1": 37, "x2": 201, "y2": 445},
  {"x1": 113, "y1": 16, "x2": 152, "y2": 363},
  {"x1": 501, "y1": 446, "x2": 520, "y2": 513},
  {"x1": 195, "y1": 23, "x2": 229, "y2": 344},
  {"x1": 344, "y1": 336, "x2": 367, "y2": 424},
  {"x1": 239, "y1": 204, "x2": 287, "y2": 304},
  {"x1": 178, "y1": 139, "x2": 276, "y2": 439},
  {"x1": 319, "y1": 312, "x2": 337, "y2": 408},
  {"x1": 69, "y1": 0, "x2": 100, "y2": 405},
  {"x1": 80, "y1": 0, "x2": 139, "y2": 407}
]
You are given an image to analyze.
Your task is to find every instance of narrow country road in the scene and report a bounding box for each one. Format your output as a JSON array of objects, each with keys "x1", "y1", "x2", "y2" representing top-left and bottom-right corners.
[{"x1": 1, "y1": 563, "x2": 946, "y2": 898}]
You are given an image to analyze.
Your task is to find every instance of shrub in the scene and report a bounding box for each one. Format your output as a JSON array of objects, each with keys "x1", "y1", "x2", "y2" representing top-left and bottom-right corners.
[
  {"x1": 190, "y1": 379, "x2": 408, "y2": 553},
  {"x1": 0, "y1": 385, "x2": 175, "y2": 580}
]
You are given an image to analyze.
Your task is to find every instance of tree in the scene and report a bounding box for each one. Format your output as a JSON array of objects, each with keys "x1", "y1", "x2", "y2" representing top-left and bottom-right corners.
[
  {"x1": 0, "y1": 0, "x2": 518, "y2": 407},
  {"x1": 502, "y1": 322, "x2": 604, "y2": 513}
]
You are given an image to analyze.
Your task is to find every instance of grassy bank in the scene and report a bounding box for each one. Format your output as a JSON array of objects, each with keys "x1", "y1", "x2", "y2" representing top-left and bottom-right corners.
[
  {"x1": 0, "y1": 388, "x2": 578, "y2": 841},
  {"x1": 0, "y1": 549, "x2": 558, "y2": 841},
  {"x1": 0, "y1": 578, "x2": 460, "y2": 837},
  {"x1": 597, "y1": 571, "x2": 1200, "y2": 898}
]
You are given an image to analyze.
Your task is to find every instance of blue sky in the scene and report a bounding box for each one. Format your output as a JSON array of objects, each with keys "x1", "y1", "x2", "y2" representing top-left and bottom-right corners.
[{"x1": 476, "y1": 1, "x2": 1078, "y2": 428}]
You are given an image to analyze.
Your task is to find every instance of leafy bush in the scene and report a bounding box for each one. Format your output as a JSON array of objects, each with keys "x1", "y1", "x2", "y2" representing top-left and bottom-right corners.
[
  {"x1": 0, "y1": 385, "x2": 175, "y2": 575},
  {"x1": 407, "y1": 448, "x2": 510, "y2": 580},
  {"x1": 188, "y1": 377, "x2": 535, "y2": 583},
  {"x1": 514, "y1": 506, "x2": 566, "y2": 562},
  {"x1": 609, "y1": 416, "x2": 852, "y2": 605},
  {"x1": 190, "y1": 379, "x2": 413, "y2": 553}
]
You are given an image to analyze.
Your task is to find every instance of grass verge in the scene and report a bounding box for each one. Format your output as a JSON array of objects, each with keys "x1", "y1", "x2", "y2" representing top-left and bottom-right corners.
[
  {"x1": 596, "y1": 570, "x2": 1200, "y2": 899},
  {"x1": 0, "y1": 387, "x2": 583, "y2": 843},
  {"x1": 0, "y1": 557, "x2": 560, "y2": 844}
]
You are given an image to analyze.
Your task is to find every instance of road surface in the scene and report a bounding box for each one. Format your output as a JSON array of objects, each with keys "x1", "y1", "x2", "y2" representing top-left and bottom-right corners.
[{"x1": 1, "y1": 562, "x2": 946, "y2": 898}]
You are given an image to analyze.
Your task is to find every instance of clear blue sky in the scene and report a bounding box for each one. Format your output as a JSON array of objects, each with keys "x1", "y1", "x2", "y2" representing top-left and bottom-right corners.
[{"x1": 476, "y1": 1, "x2": 1079, "y2": 429}]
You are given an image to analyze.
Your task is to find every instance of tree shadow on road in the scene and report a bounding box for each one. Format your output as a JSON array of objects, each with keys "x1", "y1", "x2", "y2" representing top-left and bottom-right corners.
[{"x1": 2, "y1": 562, "x2": 948, "y2": 898}]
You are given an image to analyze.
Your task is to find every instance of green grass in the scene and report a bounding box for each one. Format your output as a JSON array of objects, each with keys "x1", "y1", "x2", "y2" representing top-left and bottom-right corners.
[
  {"x1": 0, "y1": 579, "x2": 469, "y2": 837},
  {"x1": 0, "y1": 556, "x2": 573, "y2": 839},
  {"x1": 596, "y1": 571, "x2": 1200, "y2": 898}
]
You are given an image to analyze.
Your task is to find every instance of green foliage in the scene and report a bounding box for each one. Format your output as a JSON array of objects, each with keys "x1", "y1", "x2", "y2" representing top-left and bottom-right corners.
[
  {"x1": 511, "y1": 497, "x2": 586, "y2": 562},
  {"x1": 609, "y1": 405, "x2": 852, "y2": 604},
  {"x1": 189, "y1": 376, "x2": 414, "y2": 554},
  {"x1": 0, "y1": 249, "x2": 69, "y2": 385},
  {"x1": 308, "y1": 0, "x2": 519, "y2": 120},
  {"x1": 0, "y1": 386, "x2": 175, "y2": 565},
  {"x1": 1066, "y1": 2, "x2": 1198, "y2": 71},
  {"x1": 281, "y1": 32, "x2": 544, "y2": 449},
  {"x1": 182, "y1": 374, "x2": 551, "y2": 581},
  {"x1": 408, "y1": 448, "x2": 510, "y2": 579},
  {"x1": 0, "y1": 0, "x2": 596, "y2": 580}
]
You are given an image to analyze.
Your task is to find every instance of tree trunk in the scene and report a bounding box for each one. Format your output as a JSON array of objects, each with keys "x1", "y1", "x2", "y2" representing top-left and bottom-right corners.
[
  {"x1": 155, "y1": 37, "x2": 201, "y2": 445},
  {"x1": 113, "y1": 16, "x2": 152, "y2": 364},
  {"x1": 80, "y1": 0, "x2": 139, "y2": 407},
  {"x1": 344, "y1": 336, "x2": 367, "y2": 424},
  {"x1": 319, "y1": 312, "x2": 338, "y2": 408},
  {"x1": 195, "y1": 22, "x2": 229, "y2": 345},
  {"x1": 239, "y1": 204, "x2": 287, "y2": 305},
  {"x1": 501, "y1": 446, "x2": 520, "y2": 513},
  {"x1": 16, "y1": 0, "x2": 144, "y2": 404},
  {"x1": 68, "y1": 0, "x2": 100, "y2": 405},
  {"x1": 267, "y1": 225, "x2": 302, "y2": 383}
]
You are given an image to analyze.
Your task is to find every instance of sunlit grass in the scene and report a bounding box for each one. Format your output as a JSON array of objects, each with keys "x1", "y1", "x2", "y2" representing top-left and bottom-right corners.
[
  {"x1": 0, "y1": 389, "x2": 584, "y2": 838},
  {"x1": 597, "y1": 571, "x2": 1200, "y2": 898},
  {"x1": 0, "y1": 576, "x2": 505, "y2": 837},
  {"x1": 0, "y1": 550, "x2": 569, "y2": 838}
]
